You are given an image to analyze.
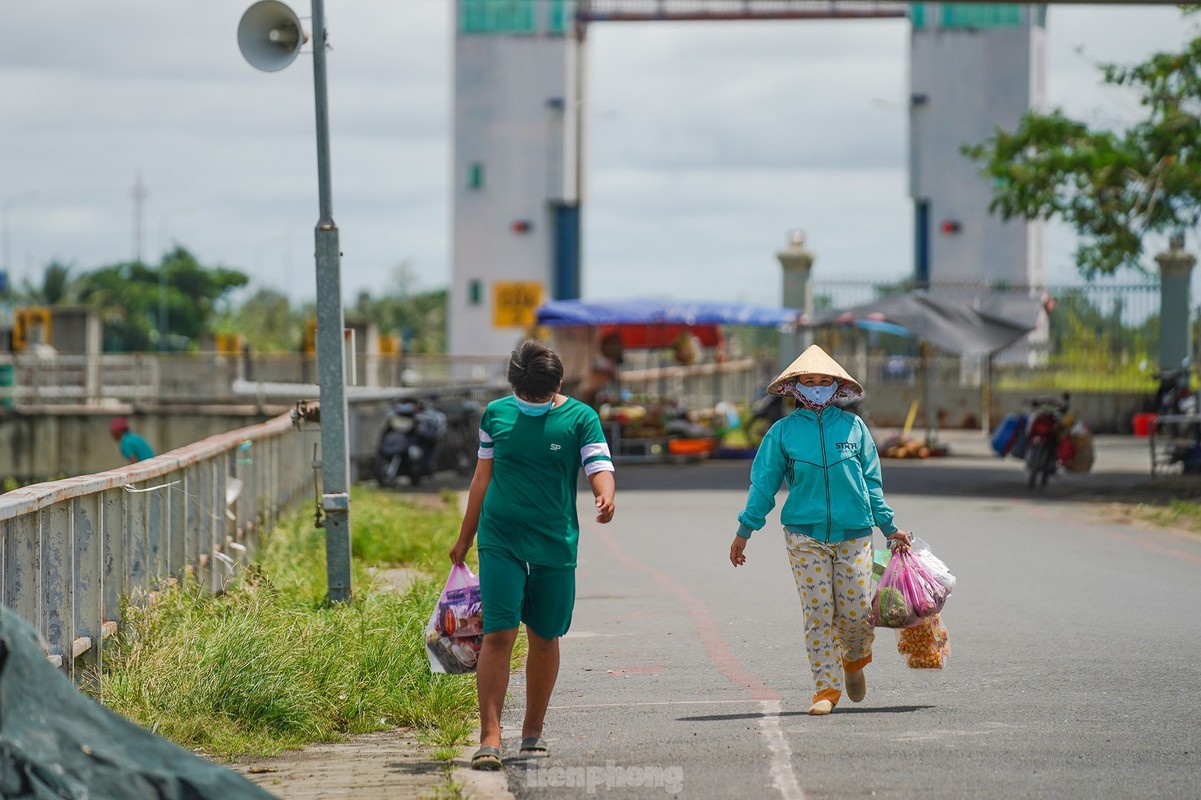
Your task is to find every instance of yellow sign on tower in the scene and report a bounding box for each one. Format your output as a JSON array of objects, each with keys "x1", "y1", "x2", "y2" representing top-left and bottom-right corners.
[
  {"x1": 12, "y1": 307, "x2": 51, "y2": 352},
  {"x1": 492, "y1": 281, "x2": 544, "y2": 328}
]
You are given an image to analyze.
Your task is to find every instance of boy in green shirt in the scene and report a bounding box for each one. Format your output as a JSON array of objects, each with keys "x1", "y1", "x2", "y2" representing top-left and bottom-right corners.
[{"x1": 450, "y1": 340, "x2": 616, "y2": 770}]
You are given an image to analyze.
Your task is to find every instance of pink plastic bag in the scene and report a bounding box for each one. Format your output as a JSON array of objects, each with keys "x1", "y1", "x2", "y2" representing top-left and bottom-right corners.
[
  {"x1": 870, "y1": 548, "x2": 948, "y2": 629},
  {"x1": 425, "y1": 564, "x2": 483, "y2": 674}
]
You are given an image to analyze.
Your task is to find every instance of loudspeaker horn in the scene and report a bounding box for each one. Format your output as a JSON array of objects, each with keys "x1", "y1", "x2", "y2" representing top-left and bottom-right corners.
[{"x1": 238, "y1": 0, "x2": 308, "y2": 72}]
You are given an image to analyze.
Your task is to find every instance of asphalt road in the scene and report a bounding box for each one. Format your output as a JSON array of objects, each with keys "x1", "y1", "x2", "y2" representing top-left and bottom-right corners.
[{"x1": 480, "y1": 433, "x2": 1201, "y2": 799}]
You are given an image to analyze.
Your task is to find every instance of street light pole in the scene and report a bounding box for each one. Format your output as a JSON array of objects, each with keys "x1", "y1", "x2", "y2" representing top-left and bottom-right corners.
[
  {"x1": 309, "y1": 0, "x2": 352, "y2": 603},
  {"x1": 238, "y1": 0, "x2": 351, "y2": 603}
]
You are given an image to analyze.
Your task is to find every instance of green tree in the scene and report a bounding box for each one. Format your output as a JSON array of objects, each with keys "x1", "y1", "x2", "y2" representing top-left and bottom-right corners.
[
  {"x1": 964, "y1": 13, "x2": 1201, "y2": 278},
  {"x1": 349, "y1": 263, "x2": 447, "y2": 353},
  {"x1": 73, "y1": 248, "x2": 248, "y2": 351},
  {"x1": 19, "y1": 261, "x2": 76, "y2": 305},
  {"x1": 217, "y1": 288, "x2": 302, "y2": 353}
]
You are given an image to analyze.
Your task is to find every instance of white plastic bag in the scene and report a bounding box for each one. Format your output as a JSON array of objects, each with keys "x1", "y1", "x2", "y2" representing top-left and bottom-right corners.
[
  {"x1": 910, "y1": 537, "x2": 956, "y2": 595},
  {"x1": 425, "y1": 564, "x2": 483, "y2": 674}
]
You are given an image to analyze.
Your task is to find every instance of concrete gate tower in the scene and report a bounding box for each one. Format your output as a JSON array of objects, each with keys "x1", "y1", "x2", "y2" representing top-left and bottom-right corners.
[
  {"x1": 909, "y1": 3, "x2": 1047, "y2": 288},
  {"x1": 448, "y1": 2, "x2": 1049, "y2": 355},
  {"x1": 449, "y1": 0, "x2": 583, "y2": 356}
]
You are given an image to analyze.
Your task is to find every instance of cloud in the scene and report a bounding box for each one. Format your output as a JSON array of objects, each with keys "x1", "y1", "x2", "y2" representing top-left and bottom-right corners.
[{"x1": 0, "y1": 1, "x2": 1189, "y2": 313}]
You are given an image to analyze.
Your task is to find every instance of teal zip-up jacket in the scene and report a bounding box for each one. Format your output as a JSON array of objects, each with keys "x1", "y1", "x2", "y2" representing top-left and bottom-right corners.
[{"x1": 736, "y1": 406, "x2": 897, "y2": 542}]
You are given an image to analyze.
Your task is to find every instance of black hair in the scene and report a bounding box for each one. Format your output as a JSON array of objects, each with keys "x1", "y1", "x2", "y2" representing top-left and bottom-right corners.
[{"x1": 508, "y1": 339, "x2": 563, "y2": 400}]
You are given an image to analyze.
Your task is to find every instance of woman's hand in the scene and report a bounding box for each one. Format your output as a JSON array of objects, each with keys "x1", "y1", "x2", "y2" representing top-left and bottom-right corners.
[
  {"x1": 729, "y1": 535, "x2": 748, "y2": 567},
  {"x1": 886, "y1": 530, "x2": 912, "y2": 550}
]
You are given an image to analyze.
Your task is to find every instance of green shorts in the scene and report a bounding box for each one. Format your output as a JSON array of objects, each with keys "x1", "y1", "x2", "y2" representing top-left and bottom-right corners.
[{"x1": 478, "y1": 548, "x2": 575, "y2": 640}]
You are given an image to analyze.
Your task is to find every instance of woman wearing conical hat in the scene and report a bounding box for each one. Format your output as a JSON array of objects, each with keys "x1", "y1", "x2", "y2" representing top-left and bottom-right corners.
[{"x1": 729, "y1": 345, "x2": 910, "y2": 715}]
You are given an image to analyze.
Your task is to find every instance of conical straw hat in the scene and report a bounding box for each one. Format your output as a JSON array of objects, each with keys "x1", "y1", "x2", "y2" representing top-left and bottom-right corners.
[{"x1": 768, "y1": 344, "x2": 863, "y2": 396}]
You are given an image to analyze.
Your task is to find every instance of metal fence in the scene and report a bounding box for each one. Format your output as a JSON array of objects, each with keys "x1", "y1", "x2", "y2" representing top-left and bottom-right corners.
[
  {"x1": 615, "y1": 357, "x2": 778, "y2": 409},
  {"x1": 0, "y1": 352, "x2": 510, "y2": 408},
  {"x1": 0, "y1": 278, "x2": 1168, "y2": 409},
  {"x1": 811, "y1": 279, "x2": 1164, "y2": 393},
  {"x1": 0, "y1": 411, "x2": 318, "y2": 681}
]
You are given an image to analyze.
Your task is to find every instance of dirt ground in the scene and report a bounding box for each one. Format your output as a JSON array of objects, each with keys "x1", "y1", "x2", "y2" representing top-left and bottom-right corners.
[{"x1": 230, "y1": 729, "x2": 452, "y2": 800}]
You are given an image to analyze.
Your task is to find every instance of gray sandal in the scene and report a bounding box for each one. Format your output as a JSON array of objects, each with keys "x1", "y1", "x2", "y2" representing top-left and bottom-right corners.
[
  {"x1": 519, "y1": 737, "x2": 548, "y2": 757},
  {"x1": 471, "y1": 745, "x2": 502, "y2": 770}
]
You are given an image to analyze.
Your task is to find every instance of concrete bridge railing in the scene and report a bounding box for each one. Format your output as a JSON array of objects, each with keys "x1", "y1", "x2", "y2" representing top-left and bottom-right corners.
[{"x1": 0, "y1": 411, "x2": 320, "y2": 681}]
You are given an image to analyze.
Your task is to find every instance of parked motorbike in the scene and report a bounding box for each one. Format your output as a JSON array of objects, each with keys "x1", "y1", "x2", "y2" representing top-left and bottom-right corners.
[
  {"x1": 432, "y1": 395, "x2": 481, "y2": 477},
  {"x1": 373, "y1": 399, "x2": 447, "y2": 488},
  {"x1": 1023, "y1": 394, "x2": 1071, "y2": 489},
  {"x1": 1154, "y1": 364, "x2": 1197, "y2": 439},
  {"x1": 1155, "y1": 365, "x2": 1194, "y2": 415},
  {"x1": 746, "y1": 393, "x2": 788, "y2": 446},
  {"x1": 373, "y1": 395, "x2": 480, "y2": 488}
]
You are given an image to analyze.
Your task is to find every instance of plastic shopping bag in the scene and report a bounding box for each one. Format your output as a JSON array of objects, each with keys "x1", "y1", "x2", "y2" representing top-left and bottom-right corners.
[
  {"x1": 896, "y1": 613, "x2": 951, "y2": 669},
  {"x1": 872, "y1": 548, "x2": 892, "y2": 582},
  {"x1": 910, "y1": 537, "x2": 956, "y2": 595},
  {"x1": 425, "y1": 564, "x2": 483, "y2": 674},
  {"x1": 870, "y1": 547, "x2": 947, "y2": 629}
]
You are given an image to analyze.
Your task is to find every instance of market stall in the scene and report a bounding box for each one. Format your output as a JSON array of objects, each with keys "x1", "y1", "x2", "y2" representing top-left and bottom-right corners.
[
  {"x1": 803, "y1": 291, "x2": 1042, "y2": 453},
  {"x1": 536, "y1": 298, "x2": 800, "y2": 462}
]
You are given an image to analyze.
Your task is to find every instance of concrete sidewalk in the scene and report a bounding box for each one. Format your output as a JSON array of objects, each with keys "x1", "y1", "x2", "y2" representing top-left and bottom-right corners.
[{"x1": 233, "y1": 730, "x2": 450, "y2": 799}]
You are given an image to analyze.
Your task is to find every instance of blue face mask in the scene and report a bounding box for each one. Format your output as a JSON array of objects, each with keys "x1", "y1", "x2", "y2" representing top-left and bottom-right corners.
[
  {"x1": 797, "y1": 381, "x2": 838, "y2": 406},
  {"x1": 514, "y1": 393, "x2": 554, "y2": 416}
]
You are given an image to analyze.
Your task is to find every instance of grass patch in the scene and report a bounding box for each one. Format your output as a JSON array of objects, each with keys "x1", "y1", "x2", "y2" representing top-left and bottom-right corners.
[
  {"x1": 1112, "y1": 497, "x2": 1201, "y2": 534},
  {"x1": 431, "y1": 746, "x2": 460, "y2": 763},
  {"x1": 91, "y1": 486, "x2": 480, "y2": 757}
]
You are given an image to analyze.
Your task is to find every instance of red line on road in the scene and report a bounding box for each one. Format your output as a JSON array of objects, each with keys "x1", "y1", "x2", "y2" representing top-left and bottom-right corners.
[
  {"x1": 589, "y1": 524, "x2": 780, "y2": 702},
  {"x1": 1108, "y1": 529, "x2": 1201, "y2": 564}
]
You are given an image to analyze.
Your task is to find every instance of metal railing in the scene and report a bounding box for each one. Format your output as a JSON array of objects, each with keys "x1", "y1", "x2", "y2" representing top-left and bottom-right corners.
[
  {"x1": 0, "y1": 352, "x2": 509, "y2": 408},
  {"x1": 616, "y1": 357, "x2": 776, "y2": 408},
  {"x1": 810, "y1": 278, "x2": 1164, "y2": 392},
  {"x1": 0, "y1": 411, "x2": 320, "y2": 680}
]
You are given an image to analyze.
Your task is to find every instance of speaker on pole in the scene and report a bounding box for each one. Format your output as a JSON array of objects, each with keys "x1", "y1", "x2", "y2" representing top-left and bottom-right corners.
[{"x1": 238, "y1": 0, "x2": 307, "y2": 72}]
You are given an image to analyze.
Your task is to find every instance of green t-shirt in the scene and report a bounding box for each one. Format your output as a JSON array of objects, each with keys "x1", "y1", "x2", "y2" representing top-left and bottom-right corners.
[{"x1": 477, "y1": 396, "x2": 614, "y2": 568}]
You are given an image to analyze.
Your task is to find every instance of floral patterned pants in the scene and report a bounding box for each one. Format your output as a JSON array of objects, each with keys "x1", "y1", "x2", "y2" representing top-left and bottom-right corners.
[{"x1": 785, "y1": 532, "x2": 875, "y2": 705}]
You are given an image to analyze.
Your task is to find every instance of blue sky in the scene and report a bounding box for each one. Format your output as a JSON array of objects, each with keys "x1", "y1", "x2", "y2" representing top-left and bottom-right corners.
[{"x1": 0, "y1": 2, "x2": 1190, "y2": 309}]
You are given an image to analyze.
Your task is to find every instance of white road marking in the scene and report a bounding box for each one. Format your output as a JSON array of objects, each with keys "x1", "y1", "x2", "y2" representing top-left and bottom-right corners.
[
  {"x1": 759, "y1": 699, "x2": 806, "y2": 800},
  {"x1": 547, "y1": 698, "x2": 808, "y2": 798}
]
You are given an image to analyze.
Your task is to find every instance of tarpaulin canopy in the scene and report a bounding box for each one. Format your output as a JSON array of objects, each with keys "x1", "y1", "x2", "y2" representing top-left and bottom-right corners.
[
  {"x1": 805, "y1": 292, "x2": 1040, "y2": 355},
  {"x1": 0, "y1": 607, "x2": 273, "y2": 799},
  {"x1": 536, "y1": 298, "x2": 801, "y2": 328},
  {"x1": 602, "y1": 323, "x2": 722, "y2": 349}
]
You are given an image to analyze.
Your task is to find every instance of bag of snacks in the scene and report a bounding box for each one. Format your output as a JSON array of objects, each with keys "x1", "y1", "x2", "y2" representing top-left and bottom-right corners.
[
  {"x1": 896, "y1": 613, "x2": 951, "y2": 669},
  {"x1": 426, "y1": 564, "x2": 484, "y2": 674},
  {"x1": 870, "y1": 548, "x2": 947, "y2": 628}
]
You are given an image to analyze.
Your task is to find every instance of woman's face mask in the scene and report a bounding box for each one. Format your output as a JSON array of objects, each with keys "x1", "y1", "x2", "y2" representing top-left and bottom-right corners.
[
  {"x1": 514, "y1": 393, "x2": 554, "y2": 416},
  {"x1": 795, "y1": 380, "x2": 839, "y2": 406}
]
